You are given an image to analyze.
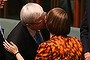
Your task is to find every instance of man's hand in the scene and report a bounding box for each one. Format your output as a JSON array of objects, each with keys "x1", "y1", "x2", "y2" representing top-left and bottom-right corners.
[{"x1": 84, "y1": 52, "x2": 90, "y2": 60}]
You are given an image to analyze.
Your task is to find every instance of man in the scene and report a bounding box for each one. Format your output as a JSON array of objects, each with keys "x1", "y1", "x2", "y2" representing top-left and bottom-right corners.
[
  {"x1": 80, "y1": 0, "x2": 90, "y2": 60},
  {"x1": 5, "y1": 3, "x2": 50, "y2": 60}
]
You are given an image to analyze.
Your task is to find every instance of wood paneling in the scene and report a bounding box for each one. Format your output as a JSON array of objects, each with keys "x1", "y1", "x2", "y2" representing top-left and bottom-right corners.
[
  {"x1": 1, "y1": 0, "x2": 85, "y2": 27},
  {"x1": 74, "y1": 0, "x2": 85, "y2": 27},
  {"x1": 74, "y1": 0, "x2": 81, "y2": 27}
]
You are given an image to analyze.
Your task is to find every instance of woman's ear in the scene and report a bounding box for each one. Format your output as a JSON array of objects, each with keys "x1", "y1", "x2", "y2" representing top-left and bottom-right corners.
[
  {"x1": 44, "y1": 15, "x2": 47, "y2": 23},
  {"x1": 43, "y1": 12, "x2": 47, "y2": 23}
]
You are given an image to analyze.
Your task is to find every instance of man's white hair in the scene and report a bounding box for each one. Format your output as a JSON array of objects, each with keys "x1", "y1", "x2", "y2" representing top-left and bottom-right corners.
[{"x1": 20, "y1": 3, "x2": 44, "y2": 24}]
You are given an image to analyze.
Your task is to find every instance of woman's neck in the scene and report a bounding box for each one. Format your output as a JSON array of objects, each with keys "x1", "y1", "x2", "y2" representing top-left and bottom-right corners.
[{"x1": 50, "y1": 33, "x2": 55, "y2": 38}]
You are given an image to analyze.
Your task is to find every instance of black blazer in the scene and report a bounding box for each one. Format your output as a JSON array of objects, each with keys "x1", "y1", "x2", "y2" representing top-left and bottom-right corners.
[
  {"x1": 5, "y1": 22, "x2": 50, "y2": 60},
  {"x1": 80, "y1": 0, "x2": 90, "y2": 53},
  {"x1": 0, "y1": 30, "x2": 5, "y2": 60}
]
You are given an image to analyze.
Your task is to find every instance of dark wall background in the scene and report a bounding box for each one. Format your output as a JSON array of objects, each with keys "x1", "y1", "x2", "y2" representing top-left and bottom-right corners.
[{"x1": 0, "y1": 0, "x2": 74, "y2": 23}]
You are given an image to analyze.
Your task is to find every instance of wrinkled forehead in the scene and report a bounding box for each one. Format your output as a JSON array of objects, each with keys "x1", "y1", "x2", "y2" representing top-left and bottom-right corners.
[
  {"x1": 34, "y1": 12, "x2": 46, "y2": 22},
  {"x1": 21, "y1": 12, "x2": 46, "y2": 26}
]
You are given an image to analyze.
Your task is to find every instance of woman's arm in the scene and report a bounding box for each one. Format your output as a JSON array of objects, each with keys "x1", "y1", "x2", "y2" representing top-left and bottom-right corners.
[
  {"x1": 3, "y1": 40, "x2": 24, "y2": 60},
  {"x1": 15, "y1": 52, "x2": 24, "y2": 60}
]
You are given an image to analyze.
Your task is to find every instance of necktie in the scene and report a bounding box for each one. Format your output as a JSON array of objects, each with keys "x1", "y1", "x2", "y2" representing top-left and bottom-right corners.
[{"x1": 34, "y1": 31, "x2": 44, "y2": 45}]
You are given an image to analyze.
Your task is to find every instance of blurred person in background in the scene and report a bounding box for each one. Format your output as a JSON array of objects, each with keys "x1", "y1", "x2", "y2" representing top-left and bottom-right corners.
[
  {"x1": 80, "y1": 0, "x2": 90, "y2": 60},
  {"x1": 0, "y1": 26, "x2": 5, "y2": 60},
  {"x1": 0, "y1": 0, "x2": 7, "y2": 8},
  {"x1": 0, "y1": 0, "x2": 7, "y2": 59}
]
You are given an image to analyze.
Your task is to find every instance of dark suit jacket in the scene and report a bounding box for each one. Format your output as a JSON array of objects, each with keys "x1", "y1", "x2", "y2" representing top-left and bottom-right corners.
[
  {"x1": 0, "y1": 29, "x2": 5, "y2": 60},
  {"x1": 5, "y1": 22, "x2": 50, "y2": 60},
  {"x1": 80, "y1": 0, "x2": 90, "y2": 53}
]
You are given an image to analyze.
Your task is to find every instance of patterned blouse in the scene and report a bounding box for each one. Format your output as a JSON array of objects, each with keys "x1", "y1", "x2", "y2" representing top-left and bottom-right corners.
[{"x1": 35, "y1": 36, "x2": 84, "y2": 60}]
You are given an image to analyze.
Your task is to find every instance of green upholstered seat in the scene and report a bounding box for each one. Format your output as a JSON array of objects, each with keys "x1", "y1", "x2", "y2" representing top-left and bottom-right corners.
[
  {"x1": 0, "y1": 18, "x2": 20, "y2": 39},
  {"x1": 0, "y1": 18, "x2": 80, "y2": 40},
  {"x1": 69, "y1": 27, "x2": 80, "y2": 39}
]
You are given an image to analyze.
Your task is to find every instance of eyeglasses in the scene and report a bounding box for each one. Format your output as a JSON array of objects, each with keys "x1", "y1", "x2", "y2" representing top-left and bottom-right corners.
[{"x1": 26, "y1": 21, "x2": 42, "y2": 26}]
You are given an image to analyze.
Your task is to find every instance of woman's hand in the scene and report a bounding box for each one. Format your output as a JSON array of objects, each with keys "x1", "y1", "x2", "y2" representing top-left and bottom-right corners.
[{"x1": 3, "y1": 40, "x2": 19, "y2": 54}]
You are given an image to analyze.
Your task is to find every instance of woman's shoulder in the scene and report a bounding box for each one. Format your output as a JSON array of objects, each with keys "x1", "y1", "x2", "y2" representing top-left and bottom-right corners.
[{"x1": 68, "y1": 36, "x2": 81, "y2": 43}]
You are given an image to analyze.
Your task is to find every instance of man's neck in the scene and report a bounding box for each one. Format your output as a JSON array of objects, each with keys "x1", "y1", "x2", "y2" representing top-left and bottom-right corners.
[{"x1": 27, "y1": 27, "x2": 36, "y2": 37}]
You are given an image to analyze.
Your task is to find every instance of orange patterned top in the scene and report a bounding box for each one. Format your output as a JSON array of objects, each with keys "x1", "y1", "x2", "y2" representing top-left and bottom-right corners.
[{"x1": 35, "y1": 36, "x2": 84, "y2": 60}]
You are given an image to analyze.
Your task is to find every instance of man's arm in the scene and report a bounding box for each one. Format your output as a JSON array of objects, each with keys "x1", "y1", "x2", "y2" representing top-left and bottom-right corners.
[
  {"x1": 80, "y1": 0, "x2": 90, "y2": 59},
  {"x1": 80, "y1": 11, "x2": 89, "y2": 53},
  {"x1": 5, "y1": 22, "x2": 22, "y2": 60}
]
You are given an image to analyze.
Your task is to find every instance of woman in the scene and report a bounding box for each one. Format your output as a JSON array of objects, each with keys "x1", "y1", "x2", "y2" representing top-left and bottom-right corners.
[
  {"x1": 3, "y1": 8, "x2": 84, "y2": 60},
  {"x1": 35, "y1": 8, "x2": 84, "y2": 60}
]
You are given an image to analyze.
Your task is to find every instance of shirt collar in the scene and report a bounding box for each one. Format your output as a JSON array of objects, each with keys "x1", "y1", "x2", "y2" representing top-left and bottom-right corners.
[{"x1": 27, "y1": 27, "x2": 40, "y2": 37}]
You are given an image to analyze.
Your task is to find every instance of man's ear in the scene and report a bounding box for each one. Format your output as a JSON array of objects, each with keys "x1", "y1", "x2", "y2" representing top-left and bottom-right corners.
[{"x1": 26, "y1": 24, "x2": 32, "y2": 28}]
